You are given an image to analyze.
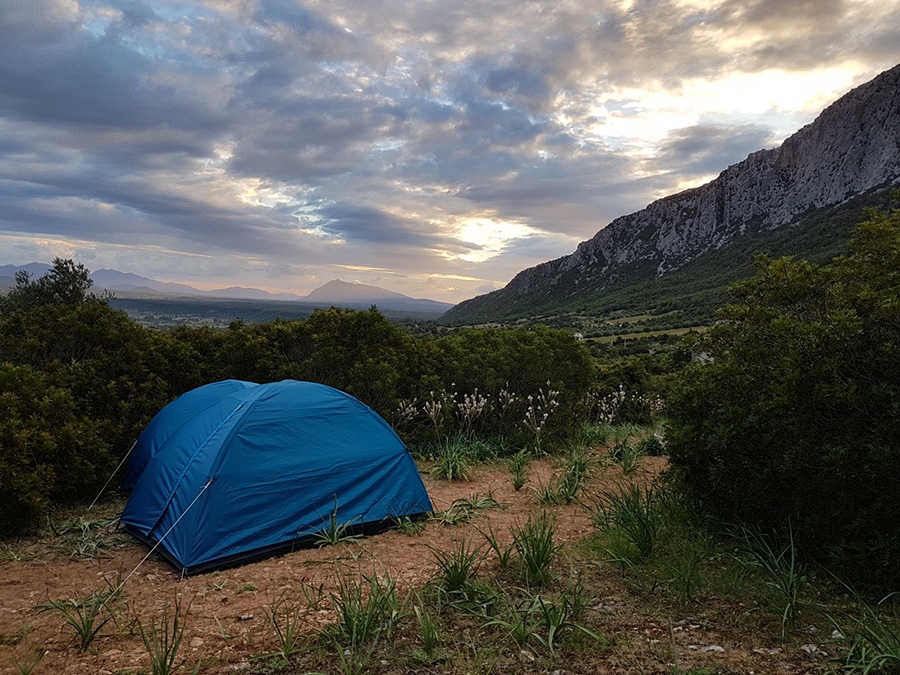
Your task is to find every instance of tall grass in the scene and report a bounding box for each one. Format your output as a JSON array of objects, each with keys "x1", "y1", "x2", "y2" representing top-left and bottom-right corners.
[
  {"x1": 734, "y1": 523, "x2": 806, "y2": 636},
  {"x1": 429, "y1": 539, "x2": 484, "y2": 594},
  {"x1": 264, "y1": 590, "x2": 306, "y2": 662},
  {"x1": 327, "y1": 571, "x2": 400, "y2": 648},
  {"x1": 476, "y1": 522, "x2": 515, "y2": 570},
  {"x1": 413, "y1": 603, "x2": 441, "y2": 658},
  {"x1": 508, "y1": 449, "x2": 531, "y2": 491},
  {"x1": 313, "y1": 497, "x2": 361, "y2": 547},
  {"x1": 44, "y1": 590, "x2": 115, "y2": 651},
  {"x1": 485, "y1": 597, "x2": 542, "y2": 648},
  {"x1": 576, "y1": 423, "x2": 612, "y2": 448},
  {"x1": 833, "y1": 595, "x2": 900, "y2": 674},
  {"x1": 322, "y1": 571, "x2": 401, "y2": 675},
  {"x1": 556, "y1": 447, "x2": 592, "y2": 502},
  {"x1": 534, "y1": 448, "x2": 593, "y2": 505},
  {"x1": 511, "y1": 511, "x2": 560, "y2": 586},
  {"x1": 664, "y1": 545, "x2": 704, "y2": 604},
  {"x1": 430, "y1": 434, "x2": 497, "y2": 481},
  {"x1": 485, "y1": 590, "x2": 601, "y2": 655},
  {"x1": 587, "y1": 481, "x2": 665, "y2": 559},
  {"x1": 137, "y1": 599, "x2": 196, "y2": 675}
]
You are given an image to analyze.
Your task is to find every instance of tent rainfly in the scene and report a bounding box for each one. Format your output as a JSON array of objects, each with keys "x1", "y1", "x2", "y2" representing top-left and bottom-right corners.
[
  {"x1": 121, "y1": 380, "x2": 432, "y2": 575},
  {"x1": 121, "y1": 379, "x2": 257, "y2": 490}
]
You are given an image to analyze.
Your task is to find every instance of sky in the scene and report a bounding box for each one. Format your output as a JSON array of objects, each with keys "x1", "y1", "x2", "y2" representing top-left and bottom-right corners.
[{"x1": 1, "y1": 0, "x2": 898, "y2": 304}]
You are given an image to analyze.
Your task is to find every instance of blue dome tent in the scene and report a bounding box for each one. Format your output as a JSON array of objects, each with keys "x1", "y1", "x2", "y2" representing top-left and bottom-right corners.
[{"x1": 121, "y1": 380, "x2": 432, "y2": 575}]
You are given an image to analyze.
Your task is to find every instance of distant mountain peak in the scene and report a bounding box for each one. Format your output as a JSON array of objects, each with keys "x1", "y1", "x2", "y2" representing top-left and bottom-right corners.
[
  {"x1": 305, "y1": 279, "x2": 409, "y2": 302},
  {"x1": 303, "y1": 279, "x2": 453, "y2": 314}
]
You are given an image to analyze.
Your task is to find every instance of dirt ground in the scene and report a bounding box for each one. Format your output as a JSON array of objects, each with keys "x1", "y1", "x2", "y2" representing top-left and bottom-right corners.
[{"x1": 0, "y1": 456, "x2": 832, "y2": 674}]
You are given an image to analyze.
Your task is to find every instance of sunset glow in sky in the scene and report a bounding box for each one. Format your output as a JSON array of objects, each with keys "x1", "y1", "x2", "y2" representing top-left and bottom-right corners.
[{"x1": 1, "y1": 0, "x2": 898, "y2": 302}]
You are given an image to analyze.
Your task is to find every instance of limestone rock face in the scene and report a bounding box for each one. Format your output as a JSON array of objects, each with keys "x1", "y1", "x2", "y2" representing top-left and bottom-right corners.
[{"x1": 447, "y1": 64, "x2": 900, "y2": 318}]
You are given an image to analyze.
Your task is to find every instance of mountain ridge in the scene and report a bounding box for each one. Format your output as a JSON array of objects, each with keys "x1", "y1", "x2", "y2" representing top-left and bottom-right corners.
[
  {"x1": 445, "y1": 63, "x2": 900, "y2": 322},
  {"x1": 0, "y1": 265, "x2": 453, "y2": 314}
]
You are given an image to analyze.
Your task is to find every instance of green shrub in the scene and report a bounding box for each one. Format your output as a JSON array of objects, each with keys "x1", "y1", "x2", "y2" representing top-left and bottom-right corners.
[
  {"x1": 0, "y1": 364, "x2": 112, "y2": 536},
  {"x1": 666, "y1": 206, "x2": 900, "y2": 591}
]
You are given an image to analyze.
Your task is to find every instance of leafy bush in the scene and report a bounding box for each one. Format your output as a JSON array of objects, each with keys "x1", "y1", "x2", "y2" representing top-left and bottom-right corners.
[
  {"x1": 213, "y1": 308, "x2": 426, "y2": 417},
  {"x1": 0, "y1": 364, "x2": 112, "y2": 536},
  {"x1": 431, "y1": 326, "x2": 595, "y2": 435},
  {"x1": 666, "y1": 206, "x2": 900, "y2": 591},
  {"x1": 0, "y1": 262, "x2": 174, "y2": 454}
]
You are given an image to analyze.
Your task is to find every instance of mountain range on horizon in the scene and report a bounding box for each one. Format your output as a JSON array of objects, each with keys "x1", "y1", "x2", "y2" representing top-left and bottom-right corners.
[
  {"x1": 445, "y1": 62, "x2": 900, "y2": 324},
  {"x1": 0, "y1": 265, "x2": 454, "y2": 315}
]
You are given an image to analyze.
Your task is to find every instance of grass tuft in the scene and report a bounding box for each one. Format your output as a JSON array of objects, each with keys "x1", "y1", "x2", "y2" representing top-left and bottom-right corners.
[
  {"x1": 508, "y1": 449, "x2": 531, "y2": 491},
  {"x1": 511, "y1": 511, "x2": 560, "y2": 586},
  {"x1": 264, "y1": 590, "x2": 306, "y2": 663},
  {"x1": 586, "y1": 481, "x2": 665, "y2": 559},
  {"x1": 12, "y1": 647, "x2": 45, "y2": 675},
  {"x1": 137, "y1": 598, "x2": 196, "y2": 675},
  {"x1": 313, "y1": 497, "x2": 361, "y2": 547},
  {"x1": 733, "y1": 522, "x2": 806, "y2": 636},
  {"x1": 429, "y1": 538, "x2": 485, "y2": 595}
]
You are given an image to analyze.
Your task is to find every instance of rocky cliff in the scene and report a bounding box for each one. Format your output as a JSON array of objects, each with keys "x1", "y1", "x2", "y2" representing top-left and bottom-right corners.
[{"x1": 446, "y1": 64, "x2": 900, "y2": 320}]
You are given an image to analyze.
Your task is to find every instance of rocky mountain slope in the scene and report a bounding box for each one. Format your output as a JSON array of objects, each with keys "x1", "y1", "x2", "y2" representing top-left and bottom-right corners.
[{"x1": 445, "y1": 64, "x2": 900, "y2": 322}]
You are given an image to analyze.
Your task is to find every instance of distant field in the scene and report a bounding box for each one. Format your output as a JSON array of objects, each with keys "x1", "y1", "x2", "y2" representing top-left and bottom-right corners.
[
  {"x1": 109, "y1": 296, "x2": 446, "y2": 328},
  {"x1": 588, "y1": 324, "x2": 707, "y2": 344}
]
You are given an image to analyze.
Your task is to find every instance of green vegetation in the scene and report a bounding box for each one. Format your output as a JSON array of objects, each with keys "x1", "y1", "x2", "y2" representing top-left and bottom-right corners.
[
  {"x1": 263, "y1": 591, "x2": 305, "y2": 662},
  {"x1": 510, "y1": 511, "x2": 560, "y2": 586},
  {"x1": 6, "y1": 419, "x2": 900, "y2": 673},
  {"x1": 666, "y1": 202, "x2": 900, "y2": 591},
  {"x1": 11, "y1": 647, "x2": 45, "y2": 675},
  {"x1": 43, "y1": 591, "x2": 114, "y2": 651},
  {"x1": 507, "y1": 448, "x2": 531, "y2": 491},
  {"x1": 312, "y1": 498, "x2": 362, "y2": 547},
  {"x1": 137, "y1": 599, "x2": 196, "y2": 675}
]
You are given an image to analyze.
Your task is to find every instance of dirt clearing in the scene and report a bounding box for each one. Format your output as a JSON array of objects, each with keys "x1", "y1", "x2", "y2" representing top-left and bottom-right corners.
[{"x1": 0, "y1": 456, "x2": 831, "y2": 674}]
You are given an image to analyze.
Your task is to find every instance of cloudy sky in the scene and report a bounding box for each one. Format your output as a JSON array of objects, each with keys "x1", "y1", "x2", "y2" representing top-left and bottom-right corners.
[{"x1": 1, "y1": 0, "x2": 898, "y2": 303}]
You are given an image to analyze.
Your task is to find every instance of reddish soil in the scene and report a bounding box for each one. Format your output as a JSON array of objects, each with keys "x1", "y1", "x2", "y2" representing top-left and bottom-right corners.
[{"x1": 0, "y1": 457, "x2": 831, "y2": 674}]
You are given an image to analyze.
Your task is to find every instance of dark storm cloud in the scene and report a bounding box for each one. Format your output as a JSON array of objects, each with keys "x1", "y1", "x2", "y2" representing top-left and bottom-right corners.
[
  {"x1": 652, "y1": 124, "x2": 777, "y2": 182},
  {"x1": 315, "y1": 203, "x2": 464, "y2": 250}
]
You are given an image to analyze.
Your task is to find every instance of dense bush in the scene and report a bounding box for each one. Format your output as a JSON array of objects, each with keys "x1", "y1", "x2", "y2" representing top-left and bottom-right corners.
[
  {"x1": 418, "y1": 326, "x2": 596, "y2": 445},
  {"x1": 431, "y1": 326, "x2": 594, "y2": 409},
  {"x1": 211, "y1": 308, "x2": 429, "y2": 416},
  {"x1": 0, "y1": 261, "x2": 175, "y2": 533},
  {"x1": 666, "y1": 206, "x2": 900, "y2": 591},
  {"x1": 0, "y1": 280, "x2": 172, "y2": 453},
  {"x1": 0, "y1": 364, "x2": 112, "y2": 536}
]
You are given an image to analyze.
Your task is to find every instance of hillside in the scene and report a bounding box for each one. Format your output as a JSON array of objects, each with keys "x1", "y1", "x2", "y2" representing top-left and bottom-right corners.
[{"x1": 444, "y1": 63, "x2": 900, "y2": 327}]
